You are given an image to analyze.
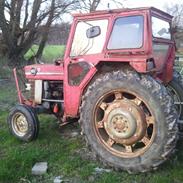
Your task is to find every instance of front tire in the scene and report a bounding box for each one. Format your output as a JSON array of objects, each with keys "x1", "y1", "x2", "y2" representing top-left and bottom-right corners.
[
  {"x1": 80, "y1": 69, "x2": 177, "y2": 173},
  {"x1": 7, "y1": 104, "x2": 39, "y2": 142}
]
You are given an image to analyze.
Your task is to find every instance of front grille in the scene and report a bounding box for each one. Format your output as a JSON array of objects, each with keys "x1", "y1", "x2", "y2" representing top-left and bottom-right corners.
[{"x1": 16, "y1": 69, "x2": 34, "y2": 101}]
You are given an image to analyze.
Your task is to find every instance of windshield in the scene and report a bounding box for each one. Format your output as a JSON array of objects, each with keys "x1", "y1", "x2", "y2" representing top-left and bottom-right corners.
[
  {"x1": 70, "y1": 19, "x2": 108, "y2": 57},
  {"x1": 108, "y1": 16, "x2": 144, "y2": 49}
]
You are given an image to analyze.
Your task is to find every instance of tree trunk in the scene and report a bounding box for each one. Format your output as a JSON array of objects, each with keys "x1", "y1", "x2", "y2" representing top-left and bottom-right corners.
[{"x1": 35, "y1": 0, "x2": 55, "y2": 61}]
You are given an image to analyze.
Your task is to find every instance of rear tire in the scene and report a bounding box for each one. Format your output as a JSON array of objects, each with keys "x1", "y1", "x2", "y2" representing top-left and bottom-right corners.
[
  {"x1": 7, "y1": 104, "x2": 39, "y2": 142},
  {"x1": 79, "y1": 69, "x2": 178, "y2": 173},
  {"x1": 166, "y1": 70, "x2": 183, "y2": 130}
]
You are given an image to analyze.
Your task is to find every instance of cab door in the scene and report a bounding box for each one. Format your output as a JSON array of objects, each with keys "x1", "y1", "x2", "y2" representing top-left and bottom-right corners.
[{"x1": 151, "y1": 16, "x2": 175, "y2": 82}]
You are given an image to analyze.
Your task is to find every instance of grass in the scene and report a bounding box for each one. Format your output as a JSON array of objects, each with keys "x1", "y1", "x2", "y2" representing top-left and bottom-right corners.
[
  {"x1": 24, "y1": 45, "x2": 65, "y2": 63},
  {"x1": 1, "y1": 81, "x2": 183, "y2": 183},
  {"x1": 0, "y1": 57, "x2": 12, "y2": 79}
]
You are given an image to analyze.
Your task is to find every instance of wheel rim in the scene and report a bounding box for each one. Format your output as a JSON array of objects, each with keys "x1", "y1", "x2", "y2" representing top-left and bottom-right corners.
[
  {"x1": 166, "y1": 84, "x2": 182, "y2": 118},
  {"x1": 93, "y1": 90, "x2": 156, "y2": 158},
  {"x1": 12, "y1": 112, "x2": 28, "y2": 137}
]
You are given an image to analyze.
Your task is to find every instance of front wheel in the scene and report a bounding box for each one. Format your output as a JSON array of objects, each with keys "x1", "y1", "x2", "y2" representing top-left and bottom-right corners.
[
  {"x1": 80, "y1": 69, "x2": 178, "y2": 173},
  {"x1": 7, "y1": 104, "x2": 39, "y2": 142}
]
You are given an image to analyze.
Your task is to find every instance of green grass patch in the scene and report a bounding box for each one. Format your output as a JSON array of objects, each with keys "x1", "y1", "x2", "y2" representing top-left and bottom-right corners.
[
  {"x1": 0, "y1": 110, "x2": 95, "y2": 183},
  {"x1": 0, "y1": 82, "x2": 17, "y2": 111},
  {"x1": 0, "y1": 57, "x2": 12, "y2": 79},
  {"x1": 24, "y1": 45, "x2": 65, "y2": 63}
]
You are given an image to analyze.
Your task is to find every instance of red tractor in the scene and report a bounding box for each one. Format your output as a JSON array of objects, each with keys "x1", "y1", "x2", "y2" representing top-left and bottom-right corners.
[{"x1": 8, "y1": 7, "x2": 183, "y2": 173}]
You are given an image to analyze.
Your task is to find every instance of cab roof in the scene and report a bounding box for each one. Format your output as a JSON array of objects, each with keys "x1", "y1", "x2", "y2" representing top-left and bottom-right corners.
[{"x1": 72, "y1": 7, "x2": 173, "y2": 20}]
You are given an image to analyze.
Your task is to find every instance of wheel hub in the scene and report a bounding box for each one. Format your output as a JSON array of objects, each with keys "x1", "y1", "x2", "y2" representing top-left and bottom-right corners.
[
  {"x1": 106, "y1": 109, "x2": 137, "y2": 139},
  {"x1": 12, "y1": 113, "x2": 28, "y2": 136},
  {"x1": 104, "y1": 99, "x2": 147, "y2": 145},
  {"x1": 112, "y1": 114, "x2": 127, "y2": 131}
]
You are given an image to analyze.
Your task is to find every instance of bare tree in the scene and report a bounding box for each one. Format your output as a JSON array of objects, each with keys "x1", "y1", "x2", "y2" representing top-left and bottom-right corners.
[
  {"x1": 77, "y1": 0, "x2": 101, "y2": 12},
  {"x1": 165, "y1": 3, "x2": 183, "y2": 51},
  {"x1": 77, "y1": 0, "x2": 125, "y2": 13},
  {"x1": 0, "y1": 0, "x2": 77, "y2": 67},
  {"x1": 165, "y1": 3, "x2": 183, "y2": 28},
  {"x1": 110, "y1": 0, "x2": 125, "y2": 8},
  {"x1": 35, "y1": 0, "x2": 79, "y2": 61},
  {"x1": 0, "y1": 0, "x2": 125, "y2": 67}
]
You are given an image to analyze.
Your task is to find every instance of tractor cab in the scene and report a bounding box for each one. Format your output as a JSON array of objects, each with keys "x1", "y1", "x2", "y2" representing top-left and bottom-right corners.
[{"x1": 65, "y1": 7, "x2": 175, "y2": 81}]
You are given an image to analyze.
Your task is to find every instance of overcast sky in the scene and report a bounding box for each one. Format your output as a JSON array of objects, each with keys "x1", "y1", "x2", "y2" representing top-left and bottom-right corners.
[
  {"x1": 98, "y1": 0, "x2": 183, "y2": 11},
  {"x1": 64, "y1": 0, "x2": 183, "y2": 22}
]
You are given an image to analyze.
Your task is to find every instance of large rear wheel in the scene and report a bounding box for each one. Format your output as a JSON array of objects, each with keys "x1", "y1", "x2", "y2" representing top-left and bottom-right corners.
[
  {"x1": 166, "y1": 70, "x2": 183, "y2": 130},
  {"x1": 80, "y1": 69, "x2": 178, "y2": 173}
]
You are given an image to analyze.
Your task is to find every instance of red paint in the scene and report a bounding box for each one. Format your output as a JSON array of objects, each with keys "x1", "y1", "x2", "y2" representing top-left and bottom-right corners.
[
  {"x1": 24, "y1": 64, "x2": 64, "y2": 80},
  {"x1": 13, "y1": 68, "x2": 23, "y2": 104},
  {"x1": 53, "y1": 104, "x2": 59, "y2": 113},
  {"x1": 14, "y1": 7, "x2": 175, "y2": 118}
]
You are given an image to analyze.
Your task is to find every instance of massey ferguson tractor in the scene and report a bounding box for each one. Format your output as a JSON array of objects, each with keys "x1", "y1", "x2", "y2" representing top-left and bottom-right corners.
[{"x1": 7, "y1": 7, "x2": 183, "y2": 173}]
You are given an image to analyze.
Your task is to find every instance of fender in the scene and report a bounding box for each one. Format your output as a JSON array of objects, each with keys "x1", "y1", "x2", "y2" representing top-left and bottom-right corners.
[
  {"x1": 63, "y1": 59, "x2": 148, "y2": 118},
  {"x1": 64, "y1": 60, "x2": 97, "y2": 117}
]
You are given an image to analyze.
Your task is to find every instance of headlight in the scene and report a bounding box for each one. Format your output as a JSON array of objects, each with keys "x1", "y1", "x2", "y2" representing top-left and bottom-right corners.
[
  {"x1": 25, "y1": 83, "x2": 31, "y2": 91},
  {"x1": 30, "y1": 68, "x2": 37, "y2": 75}
]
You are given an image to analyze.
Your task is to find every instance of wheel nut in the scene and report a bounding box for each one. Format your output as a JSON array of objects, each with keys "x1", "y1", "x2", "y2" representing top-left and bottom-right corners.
[{"x1": 128, "y1": 108, "x2": 132, "y2": 112}]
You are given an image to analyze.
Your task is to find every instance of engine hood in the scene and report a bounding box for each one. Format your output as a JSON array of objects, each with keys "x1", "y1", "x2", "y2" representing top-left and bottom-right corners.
[{"x1": 24, "y1": 64, "x2": 64, "y2": 80}]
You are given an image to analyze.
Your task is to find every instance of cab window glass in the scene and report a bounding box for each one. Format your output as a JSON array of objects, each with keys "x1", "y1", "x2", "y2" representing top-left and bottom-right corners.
[
  {"x1": 152, "y1": 17, "x2": 171, "y2": 39},
  {"x1": 70, "y1": 19, "x2": 108, "y2": 57},
  {"x1": 108, "y1": 16, "x2": 143, "y2": 49}
]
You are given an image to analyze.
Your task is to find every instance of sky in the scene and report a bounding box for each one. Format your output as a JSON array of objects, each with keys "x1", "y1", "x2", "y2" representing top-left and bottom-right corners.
[
  {"x1": 63, "y1": 0, "x2": 183, "y2": 22},
  {"x1": 97, "y1": 0, "x2": 183, "y2": 11}
]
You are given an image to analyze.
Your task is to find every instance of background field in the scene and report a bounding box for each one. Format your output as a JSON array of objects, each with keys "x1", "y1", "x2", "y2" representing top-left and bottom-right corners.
[
  {"x1": 0, "y1": 45, "x2": 65, "y2": 79},
  {"x1": 25, "y1": 45, "x2": 65, "y2": 62},
  {"x1": 1, "y1": 46, "x2": 183, "y2": 183}
]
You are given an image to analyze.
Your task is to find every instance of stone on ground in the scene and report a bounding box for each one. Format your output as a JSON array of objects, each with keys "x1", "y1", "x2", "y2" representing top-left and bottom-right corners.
[
  {"x1": 53, "y1": 176, "x2": 63, "y2": 183},
  {"x1": 32, "y1": 162, "x2": 48, "y2": 175},
  {"x1": 94, "y1": 167, "x2": 111, "y2": 174}
]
